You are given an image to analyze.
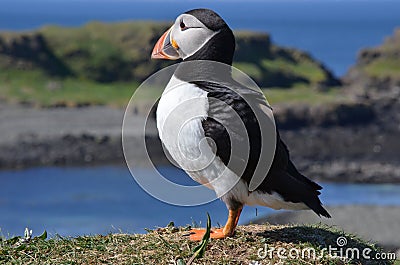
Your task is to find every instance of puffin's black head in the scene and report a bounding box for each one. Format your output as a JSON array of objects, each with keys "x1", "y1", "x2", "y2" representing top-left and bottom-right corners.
[{"x1": 151, "y1": 8, "x2": 235, "y2": 65}]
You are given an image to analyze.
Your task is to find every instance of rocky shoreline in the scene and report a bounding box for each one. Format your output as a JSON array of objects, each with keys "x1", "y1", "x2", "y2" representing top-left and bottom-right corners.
[{"x1": 1, "y1": 90, "x2": 399, "y2": 184}]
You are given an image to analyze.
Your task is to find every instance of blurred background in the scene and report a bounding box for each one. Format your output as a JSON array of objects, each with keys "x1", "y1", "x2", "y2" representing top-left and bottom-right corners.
[{"x1": 0, "y1": 0, "x2": 399, "y2": 253}]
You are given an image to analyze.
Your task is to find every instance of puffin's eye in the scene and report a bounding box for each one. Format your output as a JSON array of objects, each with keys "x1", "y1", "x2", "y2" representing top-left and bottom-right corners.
[{"x1": 180, "y1": 20, "x2": 186, "y2": 30}]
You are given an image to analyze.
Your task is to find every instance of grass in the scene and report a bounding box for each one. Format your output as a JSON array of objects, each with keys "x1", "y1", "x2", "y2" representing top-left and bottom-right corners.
[
  {"x1": 264, "y1": 85, "x2": 345, "y2": 105},
  {"x1": 0, "y1": 21, "x2": 343, "y2": 108},
  {"x1": 363, "y1": 57, "x2": 400, "y2": 79},
  {"x1": 354, "y1": 29, "x2": 400, "y2": 82},
  {"x1": 261, "y1": 58, "x2": 326, "y2": 84},
  {"x1": 0, "y1": 68, "x2": 344, "y2": 108},
  {"x1": 233, "y1": 52, "x2": 329, "y2": 89},
  {"x1": 233, "y1": 62, "x2": 263, "y2": 81},
  {"x1": 0, "y1": 70, "x2": 138, "y2": 107},
  {"x1": 0, "y1": 72, "x2": 347, "y2": 111},
  {"x1": 0, "y1": 223, "x2": 396, "y2": 265},
  {"x1": 0, "y1": 20, "x2": 343, "y2": 108}
]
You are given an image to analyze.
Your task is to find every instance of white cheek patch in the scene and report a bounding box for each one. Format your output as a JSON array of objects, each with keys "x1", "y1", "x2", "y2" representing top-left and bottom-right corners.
[
  {"x1": 177, "y1": 29, "x2": 220, "y2": 59},
  {"x1": 171, "y1": 14, "x2": 220, "y2": 60}
]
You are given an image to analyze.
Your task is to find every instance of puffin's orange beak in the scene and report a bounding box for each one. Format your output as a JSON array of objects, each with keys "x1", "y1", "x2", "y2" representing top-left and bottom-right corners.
[{"x1": 151, "y1": 27, "x2": 180, "y2": 60}]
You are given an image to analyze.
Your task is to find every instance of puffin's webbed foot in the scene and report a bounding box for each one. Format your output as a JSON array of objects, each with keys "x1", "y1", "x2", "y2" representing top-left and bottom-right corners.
[
  {"x1": 187, "y1": 228, "x2": 227, "y2": 241},
  {"x1": 186, "y1": 207, "x2": 242, "y2": 241}
]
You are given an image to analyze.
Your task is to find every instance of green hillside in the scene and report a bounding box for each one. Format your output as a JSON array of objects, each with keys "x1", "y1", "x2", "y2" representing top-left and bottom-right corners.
[
  {"x1": 0, "y1": 21, "x2": 341, "y2": 107},
  {"x1": 344, "y1": 27, "x2": 400, "y2": 90}
]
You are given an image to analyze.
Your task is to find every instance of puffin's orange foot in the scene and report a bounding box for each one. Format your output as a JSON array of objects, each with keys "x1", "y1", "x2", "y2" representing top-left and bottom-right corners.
[{"x1": 188, "y1": 228, "x2": 228, "y2": 241}]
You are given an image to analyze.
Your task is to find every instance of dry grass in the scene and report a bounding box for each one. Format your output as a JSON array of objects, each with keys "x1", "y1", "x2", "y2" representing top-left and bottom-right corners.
[{"x1": 1, "y1": 223, "x2": 396, "y2": 265}]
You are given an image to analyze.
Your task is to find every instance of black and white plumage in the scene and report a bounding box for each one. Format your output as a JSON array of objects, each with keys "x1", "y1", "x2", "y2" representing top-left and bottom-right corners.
[{"x1": 152, "y1": 8, "x2": 330, "y2": 240}]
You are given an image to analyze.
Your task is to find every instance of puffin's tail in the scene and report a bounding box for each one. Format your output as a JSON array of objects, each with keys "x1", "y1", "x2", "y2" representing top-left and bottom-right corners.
[
  {"x1": 289, "y1": 174, "x2": 331, "y2": 218},
  {"x1": 304, "y1": 197, "x2": 331, "y2": 218},
  {"x1": 268, "y1": 169, "x2": 331, "y2": 218},
  {"x1": 286, "y1": 160, "x2": 331, "y2": 218}
]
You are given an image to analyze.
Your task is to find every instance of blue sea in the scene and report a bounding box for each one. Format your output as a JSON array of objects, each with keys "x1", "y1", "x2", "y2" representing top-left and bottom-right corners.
[
  {"x1": 1, "y1": 166, "x2": 400, "y2": 237},
  {"x1": 0, "y1": 0, "x2": 399, "y2": 76}
]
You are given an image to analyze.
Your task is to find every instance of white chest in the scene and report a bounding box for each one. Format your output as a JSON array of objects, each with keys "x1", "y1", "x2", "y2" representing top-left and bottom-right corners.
[
  {"x1": 156, "y1": 77, "x2": 213, "y2": 173},
  {"x1": 156, "y1": 77, "x2": 245, "y2": 201}
]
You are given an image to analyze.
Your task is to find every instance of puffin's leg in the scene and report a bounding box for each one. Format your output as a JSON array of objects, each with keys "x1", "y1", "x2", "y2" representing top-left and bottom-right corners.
[{"x1": 189, "y1": 207, "x2": 243, "y2": 241}]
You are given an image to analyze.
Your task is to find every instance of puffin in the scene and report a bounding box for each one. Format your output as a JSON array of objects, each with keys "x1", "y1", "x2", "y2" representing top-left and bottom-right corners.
[{"x1": 151, "y1": 8, "x2": 330, "y2": 241}]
